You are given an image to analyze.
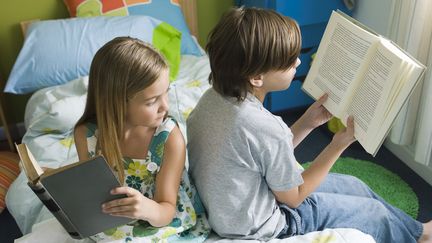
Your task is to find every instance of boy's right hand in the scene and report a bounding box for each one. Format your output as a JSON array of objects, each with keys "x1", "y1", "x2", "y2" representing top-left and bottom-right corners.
[{"x1": 331, "y1": 116, "x2": 356, "y2": 150}]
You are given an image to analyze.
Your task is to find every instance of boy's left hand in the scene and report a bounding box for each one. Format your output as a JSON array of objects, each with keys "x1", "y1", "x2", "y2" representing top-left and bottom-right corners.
[
  {"x1": 302, "y1": 94, "x2": 332, "y2": 129},
  {"x1": 102, "y1": 186, "x2": 152, "y2": 220}
]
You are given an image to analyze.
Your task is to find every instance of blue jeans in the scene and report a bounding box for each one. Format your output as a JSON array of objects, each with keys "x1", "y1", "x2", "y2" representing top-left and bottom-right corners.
[{"x1": 277, "y1": 173, "x2": 423, "y2": 243}]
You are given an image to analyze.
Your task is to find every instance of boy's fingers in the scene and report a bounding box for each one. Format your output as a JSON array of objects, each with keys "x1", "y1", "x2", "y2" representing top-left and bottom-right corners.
[
  {"x1": 346, "y1": 116, "x2": 355, "y2": 135},
  {"x1": 316, "y1": 93, "x2": 328, "y2": 105}
]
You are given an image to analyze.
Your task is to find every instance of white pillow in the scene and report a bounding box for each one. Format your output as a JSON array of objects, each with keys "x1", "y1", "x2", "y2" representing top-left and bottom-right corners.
[{"x1": 24, "y1": 76, "x2": 88, "y2": 135}]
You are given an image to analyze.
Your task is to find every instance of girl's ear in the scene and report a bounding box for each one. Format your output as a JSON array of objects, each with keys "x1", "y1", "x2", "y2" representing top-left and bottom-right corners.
[{"x1": 249, "y1": 75, "x2": 264, "y2": 88}]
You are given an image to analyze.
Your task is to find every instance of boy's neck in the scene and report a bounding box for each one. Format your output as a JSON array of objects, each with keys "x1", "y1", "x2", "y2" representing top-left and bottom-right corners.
[{"x1": 250, "y1": 88, "x2": 267, "y2": 103}]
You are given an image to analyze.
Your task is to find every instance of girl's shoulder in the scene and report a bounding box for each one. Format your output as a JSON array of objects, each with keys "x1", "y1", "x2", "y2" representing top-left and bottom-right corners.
[
  {"x1": 75, "y1": 121, "x2": 98, "y2": 138},
  {"x1": 152, "y1": 116, "x2": 184, "y2": 150},
  {"x1": 74, "y1": 122, "x2": 97, "y2": 160},
  {"x1": 157, "y1": 116, "x2": 178, "y2": 134}
]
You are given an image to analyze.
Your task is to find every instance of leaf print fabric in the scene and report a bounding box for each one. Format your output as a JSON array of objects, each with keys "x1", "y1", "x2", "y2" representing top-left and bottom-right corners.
[{"x1": 85, "y1": 117, "x2": 210, "y2": 242}]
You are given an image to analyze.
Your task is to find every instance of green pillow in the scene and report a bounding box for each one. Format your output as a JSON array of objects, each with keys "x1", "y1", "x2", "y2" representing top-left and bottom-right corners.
[{"x1": 153, "y1": 22, "x2": 181, "y2": 81}]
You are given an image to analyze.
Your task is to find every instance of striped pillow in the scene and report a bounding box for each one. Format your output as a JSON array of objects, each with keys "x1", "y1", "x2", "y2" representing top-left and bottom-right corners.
[{"x1": 0, "y1": 152, "x2": 20, "y2": 213}]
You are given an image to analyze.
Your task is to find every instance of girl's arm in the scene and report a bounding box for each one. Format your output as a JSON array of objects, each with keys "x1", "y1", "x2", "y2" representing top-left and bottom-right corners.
[
  {"x1": 290, "y1": 94, "x2": 332, "y2": 147},
  {"x1": 273, "y1": 116, "x2": 355, "y2": 208},
  {"x1": 102, "y1": 126, "x2": 186, "y2": 227},
  {"x1": 150, "y1": 125, "x2": 186, "y2": 226},
  {"x1": 74, "y1": 125, "x2": 91, "y2": 161}
]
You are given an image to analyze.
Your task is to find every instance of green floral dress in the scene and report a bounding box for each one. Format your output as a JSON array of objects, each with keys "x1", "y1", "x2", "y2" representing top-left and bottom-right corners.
[{"x1": 85, "y1": 117, "x2": 210, "y2": 242}]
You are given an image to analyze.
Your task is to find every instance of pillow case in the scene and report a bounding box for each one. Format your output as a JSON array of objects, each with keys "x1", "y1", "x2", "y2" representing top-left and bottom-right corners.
[
  {"x1": 63, "y1": 0, "x2": 202, "y2": 56},
  {"x1": 4, "y1": 16, "x2": 181, "y2": 94},
  {"x1": 0, "y1": 151, "x2": 20, "y2": 214},
  {"x1": 24, "y1": 76, "x2": 88, "y2": 135}
]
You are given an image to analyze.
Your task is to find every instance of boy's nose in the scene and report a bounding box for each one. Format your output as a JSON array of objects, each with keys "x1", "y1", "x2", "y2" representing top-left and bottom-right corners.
[{"x1": 295, "y1": 58, "x2": 301, "y2": 67}]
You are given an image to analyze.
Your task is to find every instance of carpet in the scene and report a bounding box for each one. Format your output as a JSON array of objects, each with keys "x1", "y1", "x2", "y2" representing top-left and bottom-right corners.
[{"x1": 303, "y1": 157, "x2": 419, "y2": 218}]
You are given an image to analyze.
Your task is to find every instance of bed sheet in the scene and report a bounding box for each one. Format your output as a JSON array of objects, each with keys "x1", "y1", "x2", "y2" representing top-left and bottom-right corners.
[
  {"x1": 6, "y1": 55, "x2": 375, "y2": 243},
  {"x1": 15, "y1": 217, "x2": 375, "y2": 243}
]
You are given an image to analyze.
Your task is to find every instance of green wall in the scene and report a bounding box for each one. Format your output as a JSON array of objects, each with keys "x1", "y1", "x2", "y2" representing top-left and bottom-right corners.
[
  {"x1": 0, "y1": 0, "x2": 70, "y2": 124},
  {"x1": 0, "y1": 0, "x2": 233, "y2": 124},
  {"x1": 197, "y1": 0, "x2": 234, "y2": 46}
]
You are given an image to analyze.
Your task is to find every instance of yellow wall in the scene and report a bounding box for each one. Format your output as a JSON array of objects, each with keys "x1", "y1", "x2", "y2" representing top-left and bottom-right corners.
[{"x1": 0, "y1": 0, "x2": 233, "y2": 124}]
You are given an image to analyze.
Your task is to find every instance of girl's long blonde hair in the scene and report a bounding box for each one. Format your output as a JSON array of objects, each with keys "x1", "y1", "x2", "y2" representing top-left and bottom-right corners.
[{"x1": 75, "y1": 37, "x2": 168, "y2": 182}]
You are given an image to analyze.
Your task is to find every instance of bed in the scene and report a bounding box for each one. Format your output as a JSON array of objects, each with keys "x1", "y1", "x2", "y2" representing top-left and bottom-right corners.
[{"x1": 4, "y1": 1, "x2": 375, "y2": 242}]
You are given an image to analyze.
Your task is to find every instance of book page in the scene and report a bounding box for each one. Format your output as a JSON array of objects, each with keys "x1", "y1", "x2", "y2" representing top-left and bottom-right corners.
[
  {"x1": 343, "y1": 43, "x2": 402, "y2": 148},
  {"x1": 366, "y1": 41, "x2": 425, "y2": 155},
  {"x1": 302, "y1": 11, "x2": 379, "y2": 117},
  {"x1": 16, "y1": 143, "x2": 44, "y2": 183}
]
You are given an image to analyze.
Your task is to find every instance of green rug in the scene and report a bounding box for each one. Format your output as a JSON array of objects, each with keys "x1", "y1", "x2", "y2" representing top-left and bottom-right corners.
[{"x1": 302, "y1": 157, "x2": 419, "y2": 218}]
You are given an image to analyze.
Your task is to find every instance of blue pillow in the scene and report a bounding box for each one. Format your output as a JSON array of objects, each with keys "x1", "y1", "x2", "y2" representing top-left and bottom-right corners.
[
  {"x1": 4, "y1": 16, "x2": 181, "y2": 94},
  {"x1": 63, "y1": 0, "x2": 202, "y2": 56}
]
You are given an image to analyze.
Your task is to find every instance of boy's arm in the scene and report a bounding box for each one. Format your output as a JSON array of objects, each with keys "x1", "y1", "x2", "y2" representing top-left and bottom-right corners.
[
  {"x1": 273, "y1": 116, "x2": 355, "y2": 208},
  {"x1": 290, "y1": 94, "x2": 332, "y2": 148}
]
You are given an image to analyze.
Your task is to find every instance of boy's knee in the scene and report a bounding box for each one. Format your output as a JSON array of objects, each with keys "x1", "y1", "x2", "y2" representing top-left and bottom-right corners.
[
  {"x1": 368, "y1": 200, "x2": 390, "y2": 221},
  {"x1": 347, "y1": 174, "x2": 365, "y2": 185},
  {"x1": 337, "y1": 174, "x2": 369, "y2": 188}
]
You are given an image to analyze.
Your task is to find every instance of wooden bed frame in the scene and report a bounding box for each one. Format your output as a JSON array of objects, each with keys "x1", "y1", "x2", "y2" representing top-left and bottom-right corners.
[
  {"x1": 20, "y1": 0, "x2": 198, "y2": 38},
  {"x1": 180, "y1": 0, "x2": 198, "y2": 38}
]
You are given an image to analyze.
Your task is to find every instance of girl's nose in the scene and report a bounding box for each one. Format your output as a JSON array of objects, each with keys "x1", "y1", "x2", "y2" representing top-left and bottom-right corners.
[{"x1": 159, "y1": 95, "x2": 169, "y2": 113}]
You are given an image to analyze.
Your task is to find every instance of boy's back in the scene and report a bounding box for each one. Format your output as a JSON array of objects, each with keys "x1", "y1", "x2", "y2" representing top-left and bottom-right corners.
[{"x1": 187, "y1": 88, "x2": 304, "y2": 240}]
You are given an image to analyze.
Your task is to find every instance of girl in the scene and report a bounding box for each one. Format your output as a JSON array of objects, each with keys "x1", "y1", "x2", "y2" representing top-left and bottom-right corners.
[
  {"x1": 187, "y1": 7, "x2": 432, "y2": 243},
  {"x1": 74, "y1": 37, "x2": 209, "y2": 242}
]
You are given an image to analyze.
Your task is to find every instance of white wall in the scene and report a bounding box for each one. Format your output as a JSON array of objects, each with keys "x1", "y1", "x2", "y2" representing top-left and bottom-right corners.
[
  {"x1": 353, "y1": 0, "x2": 432, "y2": 186},
  {"x1": 352, "y1": 0, "x2": 395, "y2": 37}
]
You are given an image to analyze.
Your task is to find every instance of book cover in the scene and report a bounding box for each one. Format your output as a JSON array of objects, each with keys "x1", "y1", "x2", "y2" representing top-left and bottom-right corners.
[{"x1": 16, "y1": 143, "x2": 133, "y2": 239}]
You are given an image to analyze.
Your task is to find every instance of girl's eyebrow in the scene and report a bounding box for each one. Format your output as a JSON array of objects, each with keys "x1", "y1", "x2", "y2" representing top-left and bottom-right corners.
[{"x1": 143, "y1": 86, "x2": 170, "y2": 101}]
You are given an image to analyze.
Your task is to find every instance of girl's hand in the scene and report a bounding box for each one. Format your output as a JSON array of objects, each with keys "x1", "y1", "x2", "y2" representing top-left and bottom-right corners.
[
  {"x1": 102, "y1": 186, "x2": 152, "y2": 220},
  {"x1": 331, "y1": 115, "x2": 356, "y2": 150},
  {"x1": 302, "y1": 94, "x2": 333, "y2": 130}
]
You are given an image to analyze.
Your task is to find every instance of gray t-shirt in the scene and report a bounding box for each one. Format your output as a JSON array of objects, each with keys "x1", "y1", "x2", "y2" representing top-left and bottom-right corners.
[{"x1": 187, "y1": 88, "x2": 304, "y2": 240}]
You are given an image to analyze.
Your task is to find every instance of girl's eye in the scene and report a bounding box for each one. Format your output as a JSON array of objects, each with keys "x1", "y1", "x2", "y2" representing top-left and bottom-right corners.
[{"x1": 145, "y1": 99, "x2": 157, "y2": 106}]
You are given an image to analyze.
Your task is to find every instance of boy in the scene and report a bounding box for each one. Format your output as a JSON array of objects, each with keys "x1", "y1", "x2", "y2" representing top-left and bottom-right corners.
[{"x1": 187, "y1": 7, "x2": 431, "y2": 242}]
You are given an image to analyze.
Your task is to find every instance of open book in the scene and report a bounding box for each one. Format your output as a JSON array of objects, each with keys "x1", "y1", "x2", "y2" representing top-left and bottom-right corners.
[
  {"x1": 302, "y1": 10, "x2": 426, "y2": 156},
  {"x1": 15, "y1": 143, "x2": 133, "y2": 239}
]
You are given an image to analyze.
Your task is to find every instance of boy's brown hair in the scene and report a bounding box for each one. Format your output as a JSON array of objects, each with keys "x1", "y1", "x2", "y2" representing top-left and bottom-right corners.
[{"x1": 206, "y1": 7, "x2": 301, "y2": 101}]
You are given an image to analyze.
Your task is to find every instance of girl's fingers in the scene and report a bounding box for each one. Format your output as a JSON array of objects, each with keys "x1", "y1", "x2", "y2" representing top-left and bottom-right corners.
[
  {"x1": 102, "y1": 196, "x2": 136, "y2": 210},
  {"x1": 103, "y1": 205, "x2": 134, "y2": 214},
  {"x1": 110, "y1": 186, "x2": 138, "y2": 196},
  {"x1": 109, "y1": 212, "x2": 136, "y2": 218}
]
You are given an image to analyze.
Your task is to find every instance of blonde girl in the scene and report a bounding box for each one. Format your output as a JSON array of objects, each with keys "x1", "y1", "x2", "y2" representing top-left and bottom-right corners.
[{"x1": 74, "y1": 37, "x2": 209, "y2": 242}]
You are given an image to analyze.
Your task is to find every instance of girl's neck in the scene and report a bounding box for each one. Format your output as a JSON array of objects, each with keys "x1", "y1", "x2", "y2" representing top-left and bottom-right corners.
[
  {"x1": 120, "y1": 125, "x2": 156, "y2": 159},
  {"x1": 123, "y1": 124, "x2": 155, "y2": 141}
]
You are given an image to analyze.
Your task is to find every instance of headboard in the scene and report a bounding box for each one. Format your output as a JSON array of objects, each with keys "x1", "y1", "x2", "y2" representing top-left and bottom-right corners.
[
  {"x1": 20, "y1": 0, "x2": 198, "y2": 38},
  {"x1": 180, "y1": 0, "x2": 198, "y2": 38}
]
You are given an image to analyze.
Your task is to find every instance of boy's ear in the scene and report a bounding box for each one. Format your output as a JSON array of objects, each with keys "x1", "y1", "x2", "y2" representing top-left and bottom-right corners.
[{"x1": 249, "y1": 75, "x2": 264, "y2": 88}]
